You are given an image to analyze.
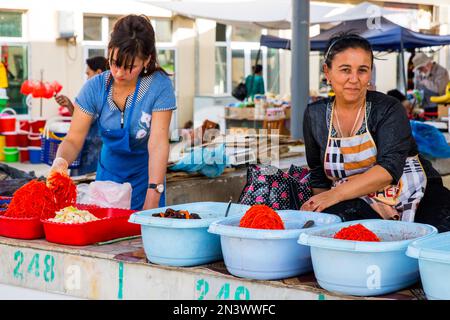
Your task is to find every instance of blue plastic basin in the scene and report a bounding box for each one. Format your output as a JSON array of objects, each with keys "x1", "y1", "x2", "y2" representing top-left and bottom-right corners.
[
  {"x1": 208, "y1": 210, "x2": 341, "y2": 280},
  {"x1": 129, "y1": 202, "x2": 250, "y2": 267},
  {"x1": 406, "y1": 231, "x2": 450, "y2": 300},
  {"x1": 298, "y1": 220, "x2": 438, "y2": 296}
]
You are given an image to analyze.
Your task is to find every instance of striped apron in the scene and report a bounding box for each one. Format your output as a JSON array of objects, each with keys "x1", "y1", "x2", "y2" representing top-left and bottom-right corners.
[{"x1": 324, "y1": 101, "x2": 427, "y2": 222}]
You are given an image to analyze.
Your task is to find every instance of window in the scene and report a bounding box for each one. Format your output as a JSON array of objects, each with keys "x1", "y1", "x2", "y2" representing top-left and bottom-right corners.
[
  {"x1": 216, "y1": 23, "x2": 227, "y2": 42},
  {"x1": 215, "y1": 24, "x2": 280, "y2": 95},
  {"x1": 86, "y1": 48, "x2": 106, "y2": 59},
  {"x1": 157, "y1": 48, "x2": 176, "y2": 89},
  {"x1": 214, "y1": 46, "x2": 227, "y2": 94},
  {"x1": 231, "y1": 49, "x2": 245, "y2": 89},
  {"x1": 83, "y1": 16, "x2": 102, "y2": 41},
  {"x1": 108, "y1": 16, "x2": 120, "y2": 36},
  {"x1": 154, "y1": 19, "x2": 172, "y2": 43},
  {"x1": 0, "y1": 12, "x2": 22, "y2": 38},
  {"x1": 267, "y1": 49, "x2": 280, "y2": 93},
  {"x1": 82, "y1": 15, "x2": 176, "y2": 91},
  {"x1": 1, "y1": 45, "x2": 28, "y2": 114},
  {"x1": 231, "y1": 25, "x2": 261, "y2": 42}
]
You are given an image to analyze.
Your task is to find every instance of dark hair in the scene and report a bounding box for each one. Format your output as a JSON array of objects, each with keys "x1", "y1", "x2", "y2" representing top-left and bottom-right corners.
[
  {"x1": 324, "y1": 32, "x2": 373, "y2": 69},
  {"x1": 254, "y1": 64, "x2": 263, "y2": 74},
  {"x1": 387, "y1": 89, "x2": 406, "y2": 102},
  {"x1": 108, "y1": 14, "x2": 168, "y2": 77},
  {"x1": 86, "y1": 56, "x2": 108, "y2": 72}
]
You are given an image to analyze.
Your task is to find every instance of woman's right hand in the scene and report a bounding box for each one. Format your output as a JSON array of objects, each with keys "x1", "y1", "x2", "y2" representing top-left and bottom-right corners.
[{"x1": 48, "y1": 157, "x2": 69, "y2": 178}]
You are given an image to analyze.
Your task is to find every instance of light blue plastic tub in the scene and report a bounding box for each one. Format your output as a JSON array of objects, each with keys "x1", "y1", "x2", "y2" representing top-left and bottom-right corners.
[
  {"x1": 406, "y1": 231, "x2": 450, "y2": 300},
  {"x1": 298, "y1": 220, "x2": 438, "y2": 296},
  {"x1": 129, "y1": 202, "x2": 250, "y2": 267},
  {"x1": 208, "y1": 211, "x2": 341, "y2": 280}
]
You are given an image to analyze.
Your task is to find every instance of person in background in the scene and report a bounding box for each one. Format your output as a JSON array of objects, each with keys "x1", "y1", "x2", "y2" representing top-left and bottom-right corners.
[
  {"x1": 407, "y1": 48, "x2": 416, "y2": 91},
  {"x1": 301, "y1": 33, "x2": 450, "y2": 232},
  {"x1": 245, "y1": 64, "x2": 265, "y2": 99},
  {"x1": 50, "y1": 15, "x2": 176, "y2": 210},
  {"x1": 387, "y1": 89, "x2": 413, "y2": 119},
  {"x1": 54, "y1": 56, "x2": 108, "y2": 176},
  {"x1": 412, "y1": 52, "x2": 449, "y2": 118},
  {"x1": 413, "y1": 52, "x2": 449, "y2": 96}
]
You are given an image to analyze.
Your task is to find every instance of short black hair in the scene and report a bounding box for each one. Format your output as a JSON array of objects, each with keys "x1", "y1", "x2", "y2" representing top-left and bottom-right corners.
[
  {"x1": 387, "y1": 89, "x2": 406, "y2": 102},
  {"x1": 324, "y1": 32, "x2": 374, "y2": 69},
  {"x1": 86, "y1": 56, "x2": 108, "y2": 72},
  {"x1": 254, "y1": 64, "x2": 263, "y2": 74}
]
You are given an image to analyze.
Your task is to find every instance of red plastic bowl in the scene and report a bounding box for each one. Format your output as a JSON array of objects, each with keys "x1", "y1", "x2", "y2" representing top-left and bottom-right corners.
[
  {"x1": 0, "y1": 216, "x2": 44, "y2": 240},
  {"x1": 42, "y1": 205, "x2": 141, "y2": 246}
]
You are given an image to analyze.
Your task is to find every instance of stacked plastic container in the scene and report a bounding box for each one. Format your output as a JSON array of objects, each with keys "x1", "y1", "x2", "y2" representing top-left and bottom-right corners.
[
  {"x1": 28, "y1": 118, "x2": 46, "y2": 164},
  {"x1": 0, "y1": 108, "x2": 18, "y2": 163}
]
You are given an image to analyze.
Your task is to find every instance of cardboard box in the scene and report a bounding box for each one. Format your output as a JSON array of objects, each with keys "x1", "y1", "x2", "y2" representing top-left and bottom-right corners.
[{"x1": 438, "y1": 104, "x2": 449, "y2": 118}]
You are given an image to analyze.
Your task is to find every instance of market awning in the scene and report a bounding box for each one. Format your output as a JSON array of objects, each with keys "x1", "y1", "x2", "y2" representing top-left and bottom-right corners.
[
  {"x1": 139, "y1": 0, "x2": 351, "y2": 29},
  {"x1": 314, "y1": 1, "x2": 401, "y2": 24},
  {"x1": 260, "y1": 17, "x2": 450, "y2": 51}
]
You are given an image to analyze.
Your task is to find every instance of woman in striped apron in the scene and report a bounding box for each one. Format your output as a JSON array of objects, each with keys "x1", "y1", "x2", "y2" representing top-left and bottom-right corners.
[{"x1": 301, "y1": 33, "x2": 450, "y2": 231}]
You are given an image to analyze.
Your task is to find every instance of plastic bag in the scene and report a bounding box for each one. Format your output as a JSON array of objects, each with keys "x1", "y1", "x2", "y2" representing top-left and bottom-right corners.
[
  {"x1": 169, "y1": 144, "x2": 228, "y2": 178},
  {"x1": 76, "y1": 181, "x2": 132, "y2": 209},
  {"x1": 410, "y1": 120, "x2": 450, "y2": 159}
]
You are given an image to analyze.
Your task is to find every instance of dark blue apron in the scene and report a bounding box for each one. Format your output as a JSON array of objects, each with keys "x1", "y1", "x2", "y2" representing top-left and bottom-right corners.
[{"x1": 95, "y1": 77, "x2": 165, "y2": 210}]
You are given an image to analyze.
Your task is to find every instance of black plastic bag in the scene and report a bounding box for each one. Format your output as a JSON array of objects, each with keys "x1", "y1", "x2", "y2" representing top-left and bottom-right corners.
[
  {"x1": 0, "y1": 163, "x2": 42, "y2": 196},
  {"x1": 232, "y1": 82, "x2": 247, "y2": 101}
]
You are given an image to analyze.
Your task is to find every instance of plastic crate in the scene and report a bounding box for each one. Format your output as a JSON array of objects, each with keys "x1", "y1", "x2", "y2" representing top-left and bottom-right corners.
[{"x1": 0, "y1": 196, "x2": 12, "y2": 212}]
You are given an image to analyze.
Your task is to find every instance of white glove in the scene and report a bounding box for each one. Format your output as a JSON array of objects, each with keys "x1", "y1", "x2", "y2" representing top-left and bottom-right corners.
[{"x1": 49, "y1": 157, "x2": 69, "y2": 177}]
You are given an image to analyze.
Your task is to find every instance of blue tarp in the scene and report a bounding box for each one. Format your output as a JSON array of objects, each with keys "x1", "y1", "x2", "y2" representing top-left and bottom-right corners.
[{"x1": 260, "y1": 17, "x2": 450, "y2": 52}]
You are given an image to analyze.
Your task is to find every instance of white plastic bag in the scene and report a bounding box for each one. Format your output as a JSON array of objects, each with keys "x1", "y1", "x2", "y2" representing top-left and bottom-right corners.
[
  {"x1": 76, "y1": 183, "x2": 91, "y2": 205},
  {"x1": 76, "y1": 181, "x2": 132, "y2": 209}
]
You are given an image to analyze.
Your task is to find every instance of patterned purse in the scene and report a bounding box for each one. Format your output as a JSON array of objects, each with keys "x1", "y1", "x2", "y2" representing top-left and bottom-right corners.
[{"x1": 238, "y1": 164, "x2": 312, "y2": 210}]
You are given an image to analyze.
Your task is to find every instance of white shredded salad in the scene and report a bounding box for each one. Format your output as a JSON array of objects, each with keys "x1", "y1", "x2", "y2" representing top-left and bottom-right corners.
[{"x1": 49, "y1": 206, "x2": 99, "y2": 224}]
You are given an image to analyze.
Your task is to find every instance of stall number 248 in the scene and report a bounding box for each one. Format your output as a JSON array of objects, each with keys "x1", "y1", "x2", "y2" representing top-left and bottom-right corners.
[{"x1": 13, "y1": 250, "x2": 55, "y2": 283}]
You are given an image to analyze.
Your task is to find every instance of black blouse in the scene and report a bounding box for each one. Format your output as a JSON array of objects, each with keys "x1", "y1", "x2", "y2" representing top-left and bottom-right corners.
[{"x1": 303, "y1": 90, "x2": 439, "y2": 189}]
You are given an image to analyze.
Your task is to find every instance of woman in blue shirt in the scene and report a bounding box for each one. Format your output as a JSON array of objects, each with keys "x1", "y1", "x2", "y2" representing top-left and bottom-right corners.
[{"x1": 49, "y1": 15, "x2": 176, "y2": 210}]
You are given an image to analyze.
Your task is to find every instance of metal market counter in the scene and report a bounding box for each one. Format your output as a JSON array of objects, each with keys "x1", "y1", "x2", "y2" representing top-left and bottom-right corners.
[{"x1": 0, "y1": 236, "x2": 425, "y2": 300}]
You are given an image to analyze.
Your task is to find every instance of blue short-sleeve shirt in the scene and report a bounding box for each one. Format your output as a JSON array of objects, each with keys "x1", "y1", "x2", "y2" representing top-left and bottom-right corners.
[{"x1": 74, "y1": 70, "x2": 176, "y2": 151}]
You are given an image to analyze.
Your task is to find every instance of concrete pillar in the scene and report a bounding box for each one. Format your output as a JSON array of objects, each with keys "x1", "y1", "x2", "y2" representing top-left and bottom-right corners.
[
  {"x1": 290, "y1": 0, "x2": 309, "y2": 139},
  {"x1": 172, "y1": 15, "x2": 196, "y2": 128}
]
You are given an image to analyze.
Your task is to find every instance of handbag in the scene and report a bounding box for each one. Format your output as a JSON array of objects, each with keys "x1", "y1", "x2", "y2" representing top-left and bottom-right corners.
[
  {"x1": 232, "y1": 82, "x2": 247, "y2": 101},
  {"x1": 238, "y1": 164, "x2": 312, "y2": 210}
]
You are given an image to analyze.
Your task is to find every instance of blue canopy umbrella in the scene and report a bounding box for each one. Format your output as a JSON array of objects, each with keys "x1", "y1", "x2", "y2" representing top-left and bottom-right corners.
[{"x1": 260, "y1": 17, "x2": 450, "y2": 52}]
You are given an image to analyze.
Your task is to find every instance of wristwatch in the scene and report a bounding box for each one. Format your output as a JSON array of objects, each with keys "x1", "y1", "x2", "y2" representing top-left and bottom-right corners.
[{"x1": 148, "y1": 183, "x2": 164, "y2": 193}]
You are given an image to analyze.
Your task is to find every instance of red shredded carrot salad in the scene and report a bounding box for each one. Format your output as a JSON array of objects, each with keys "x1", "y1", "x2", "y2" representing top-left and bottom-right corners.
[{"x1": 239, "y1": 204, "x2": 285, "y2": 230}]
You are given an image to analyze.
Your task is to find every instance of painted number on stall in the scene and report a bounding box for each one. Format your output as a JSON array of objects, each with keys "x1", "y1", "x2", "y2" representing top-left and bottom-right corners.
[
  {"x1": 12, "y1": 250, "x2": 55, "y2": 283},
  {"x1": 196, "y1": 279, "x2": 250, "y2": 300}
]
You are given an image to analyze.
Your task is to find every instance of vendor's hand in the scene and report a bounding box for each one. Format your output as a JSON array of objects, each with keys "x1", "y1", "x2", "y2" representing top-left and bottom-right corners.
[
  {"x1": 49, "y1": 157, "x2": 69, "y2": 177},
  {"x1": 301, "y1": 189, "x2": 343, "y2": 212},
  {"x1": 142, "y1": 189, "x2": 161, "y2": 210},
  {"x1": 55, "y1": 94, "x2": 70, "y2": 107},
  {"x1": 55, "y1": 94, "x2": 74, "y2": 114}
]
